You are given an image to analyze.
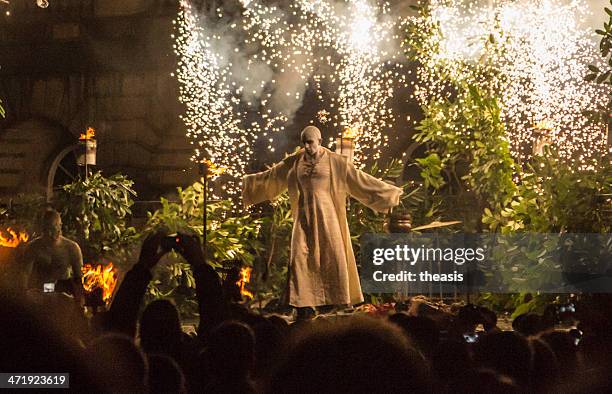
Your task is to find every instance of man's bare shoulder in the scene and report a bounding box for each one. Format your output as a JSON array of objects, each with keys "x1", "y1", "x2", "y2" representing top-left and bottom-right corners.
[
  {"x1": 59, "y1": 236, "x2": 81, "y2": 251},
  {"x1": 25, "y1": 236, "x2": 45, "y2": 250}
]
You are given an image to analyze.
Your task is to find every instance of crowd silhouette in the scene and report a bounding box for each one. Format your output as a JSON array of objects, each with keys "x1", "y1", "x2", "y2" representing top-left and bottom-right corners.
[{"x1": 1, "y1": 230, "x2": 612, "y2": 393}]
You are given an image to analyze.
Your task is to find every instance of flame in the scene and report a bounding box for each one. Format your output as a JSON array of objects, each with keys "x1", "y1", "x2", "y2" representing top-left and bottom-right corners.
[
  {"x1": 236, "y1": 267, "x2": 253, "y2": 299},
  {"x1": 533, "y1": 119, "x2": 554, "y2": 132},
  {"x1": 342, "y1": 125, "x2": 360, "y2": 139},
  {"x1": 202, "y1": 159, "x2": 227, "y2": 179},
  {"x1": 0, "y1": 228, "x2": 29, "y2": 248},
  {"x1": 79, "y1": 127, "x2": 95, "y2": 140},
  {"x1": 81, "y1": 262, "x2": 117, "y2": 303}
]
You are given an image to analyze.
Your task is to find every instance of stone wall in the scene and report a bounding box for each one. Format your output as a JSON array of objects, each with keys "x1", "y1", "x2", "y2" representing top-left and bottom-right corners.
[{"x1": 0, "y1": 0, "x2": 197, "y2": 201}]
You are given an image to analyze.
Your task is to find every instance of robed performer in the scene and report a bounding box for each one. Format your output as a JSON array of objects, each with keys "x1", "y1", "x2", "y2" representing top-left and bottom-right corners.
[{"x1": 242, "y1": 126, "x2": 402, "y2": 311}]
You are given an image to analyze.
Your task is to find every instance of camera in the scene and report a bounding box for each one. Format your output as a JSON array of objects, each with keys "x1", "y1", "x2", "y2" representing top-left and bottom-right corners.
[
  {"x1": 161, "y1": 233, "x2": 184, "y2": 253},
  {"x1": 569, "y1": 328, "x2": 583, "y2": 346},
  {"x1": 463, "y1": 332, "x2": 479, "y2": 343},
  {"x1": 555, "y1": 302, "x2": 576, "y2": 323}
]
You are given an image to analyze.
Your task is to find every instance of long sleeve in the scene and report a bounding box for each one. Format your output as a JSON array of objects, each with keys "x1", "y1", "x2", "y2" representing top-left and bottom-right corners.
[
  {"x1": 242, "y1": 160, "x2": 290, "y2": 208},
  {"x1": 346, "y1": 162, "x2": 403, "y2": 213}
]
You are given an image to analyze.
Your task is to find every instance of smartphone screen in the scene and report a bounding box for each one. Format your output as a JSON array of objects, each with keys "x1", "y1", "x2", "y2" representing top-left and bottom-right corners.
[
  {"x1": 463, "y1": 333, "x2": 479, "y2": 343},
  {"x1": 43, "y1": 282, "x2": 55, "y2": 293}
]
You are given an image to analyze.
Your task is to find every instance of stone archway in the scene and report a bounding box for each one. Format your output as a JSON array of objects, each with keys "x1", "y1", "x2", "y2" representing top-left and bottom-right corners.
[{"x1": 0, "y1": 119, "x2": 74, "y2": 199}]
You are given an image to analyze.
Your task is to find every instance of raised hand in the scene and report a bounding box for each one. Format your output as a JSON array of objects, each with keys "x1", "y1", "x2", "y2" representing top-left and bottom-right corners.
[
  {"x1": 177, "y1": 233, "x2": 206, "y2": 267},
  {"x1": 136, "y1": 232, "x2": 167, "y2": 269}
]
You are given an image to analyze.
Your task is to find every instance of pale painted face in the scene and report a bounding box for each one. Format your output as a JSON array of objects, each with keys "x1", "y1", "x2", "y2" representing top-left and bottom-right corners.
[{"x1": 302, "y1": 134, "x2": 322, "y2": 156}]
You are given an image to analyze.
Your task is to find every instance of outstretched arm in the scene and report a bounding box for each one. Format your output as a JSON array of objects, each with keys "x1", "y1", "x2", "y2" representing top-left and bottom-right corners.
[
  {"x1": 104, "y1": 233, "x2": 166, "y2": 337},
  {"x1": 178, "y1": 234, "x2": 227, "y2": 336},
  {"x1": 242, "y1": 160, "x2": 290, "y2": 208},
  {"x1": 346, "y1": 162, "x2": 403, "y2": 213}
]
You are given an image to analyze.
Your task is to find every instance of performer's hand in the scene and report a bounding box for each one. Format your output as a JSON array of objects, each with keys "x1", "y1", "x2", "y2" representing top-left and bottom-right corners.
[
  {"x1": 136, "y1": 231, "x2": 167, "y2": 269},
  {"x1": 177, "y1": 233, "x2": 206, "y2": 267}
]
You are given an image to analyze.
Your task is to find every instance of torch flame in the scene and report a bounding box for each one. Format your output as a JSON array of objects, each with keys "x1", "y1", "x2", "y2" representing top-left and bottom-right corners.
[
  {"x1": 81, "y1": 262, "x2": 117, "y2": 303},
  {"x1": 0, "y1": 228, "x2": 29, "y2": 248},
  {"x1": 533, "y1": 119, "x2": 554, "y2": 132},
  {"x1": 343, "y1": 125, "x2": 360, "y2": 139},
  {"x1": 236, "y1": 267, "x2": 253, "y2": 299},
  {"x1": 202, "y1": 159, "x2": 227, "y2": 179},
  {"x1": 79, "y1": 127, "x2": 96, "y2": 140}
]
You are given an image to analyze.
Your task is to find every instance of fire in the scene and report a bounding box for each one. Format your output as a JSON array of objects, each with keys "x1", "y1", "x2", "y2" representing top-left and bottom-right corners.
[
  {"x1": 202, "y1": 159, "x2": 227, "y2": 179},
  {"x1": 236, "y1": 267, "x2": 253, "y2": 299},
  {"x1": 342, "y1": 125, "x2": 360, "y2": 139},
  {"x1": 81, "y1": 262, "x2": 117, "y2": 303},
  {"x1": 0, "y1": 228, "x2": 29, "y2": 248},
  {"x1": 79, "y1": 127, "x2": 95, "y2": 140},
  {"x1": 533, "y1": 119, "x2": 554, "y2": 132}
]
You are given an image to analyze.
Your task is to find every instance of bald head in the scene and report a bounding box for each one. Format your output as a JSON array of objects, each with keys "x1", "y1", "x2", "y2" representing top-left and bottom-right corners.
[
  {"x1": 301, "y1": 126, "x2": 322, "y2": 156},
  {"x1": 301, "y1": 126, "x2": 321, "y2": 141},
  {"x1": 42, "y1": 209, "x2": 62, "y2": 241}
]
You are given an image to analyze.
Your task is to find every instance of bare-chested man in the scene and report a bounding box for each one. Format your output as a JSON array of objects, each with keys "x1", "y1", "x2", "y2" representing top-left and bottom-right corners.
[{"x1": 23, "y1": 209, "x2": 83, "y2": 296}]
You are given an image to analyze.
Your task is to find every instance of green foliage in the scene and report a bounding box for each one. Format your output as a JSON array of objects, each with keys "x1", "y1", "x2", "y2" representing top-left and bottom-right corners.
[
  {"x1": 415, "y1": 84, "x2": 517, "y2": 207},
  {"x1": 412, "y1": 83, "x2": 517, "y2": 232},
  {"x1": 0, "y1": 194, "x2": 47, "y2": 236},
  {"x1": 415, "y1": 153, "x2": 445, "y2": 189},
  {"x1": 483, "y1": 148, "x2": 611, "y2": 233},
  {"x1": 144, "y1": 181, "x2": 265, "y2": 308},
  {"x1": 255, "y1": 193, "x2": 293, "y2": 305},
  {"x1": 405, "y1": 5, "x2": 610, "y2": 312},
  {"x1": 145, "y1": 181, "x2": 264, "y2": 268},
  {"x1": 584, "y1": 1, "x2": 612, "y2": 123},
  {"x1": 57, "y1": 171, "x2": 138, "y2": 261},
  {"x1": 586, "y1": 1, "x2": 612, "y2": 84},
  {"x1": 478, "y1": 292, "x2": 556, "y2": 319}
]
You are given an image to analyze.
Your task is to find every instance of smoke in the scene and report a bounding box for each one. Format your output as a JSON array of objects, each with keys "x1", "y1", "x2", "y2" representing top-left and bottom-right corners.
[
  {"x1": 186, "y1": 0, "x2": 608, "y2": 134},
  {"x1": 189, "y1": 0, "x2": 410, "y2": 127}
]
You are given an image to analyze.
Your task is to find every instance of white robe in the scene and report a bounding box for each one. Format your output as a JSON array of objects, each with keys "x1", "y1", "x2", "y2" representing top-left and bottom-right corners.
[{"x1": 243, "y1": 147, "x2": 402, "y2": 307}]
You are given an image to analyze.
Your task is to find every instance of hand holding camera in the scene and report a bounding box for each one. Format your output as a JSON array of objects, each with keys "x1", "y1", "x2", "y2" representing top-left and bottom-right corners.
[
  {"x1": 136, "y1": 232, "x2": 167, "y2": 269},
  {"x1": 137, "y1": 230, "x2": 205, "y2": 270}
]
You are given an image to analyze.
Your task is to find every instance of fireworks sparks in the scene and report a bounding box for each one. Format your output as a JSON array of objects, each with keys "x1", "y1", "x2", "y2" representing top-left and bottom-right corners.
[
  {"x1": 175, "y1": 0, "x2": 609, "y2": 197},
  {"x1": 409, "y1": 0, "x2": 610, "y2": 166},
  {"x1": 317, "y1": 109, "x2": 330, "y2": 123},
  {"x1": 173, "y1": 0, "x2": 410, "y2": 195}
]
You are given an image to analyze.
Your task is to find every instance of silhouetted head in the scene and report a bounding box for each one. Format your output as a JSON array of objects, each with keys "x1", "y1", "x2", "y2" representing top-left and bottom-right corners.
[
  {"x1": 431, "y1": 339, "x2": 472, "y2": 385},
  {"x1": 205, "y1": 321, "x2": 255, "y2": 379},
  {"x1": 139, "y1": 300, "x2": 182, "y2": 355},
  {"x1": 529, "y1": 337, "x2": 559, "y2": 392},
  {"x1": 0, "y1": 293, "x2": 101, "y2": 392},
  {"x1": 452, "y1": 368, "x2": 520, "y2": 394},
  {"x1": 538, "y1": 330, "x2": 578, "y2": 374},
  {"x1": 473, "y1": 331, "x2": 532, "y2": 388},
  {"x1": 513, "y1": 313, "x2": 544, "y2": 336},
  {"x1": 147, "y1": 354, "x2": 187, "y2": 394},
  {"x1": 300, "y1": 126, "x2": 322, "y2": 157},
  {"x1": 388, "y1": 313, "x2": 440, "y2": 357},
  {"x1": 87, "y1": 333, "x2": 148, "y2": 393},
  {"x1": 41, "y1": 209, "x2": 62, "y2": 241},
  {"x1": 268, "y1": 316, "x2": 431, "y2": 394}
]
